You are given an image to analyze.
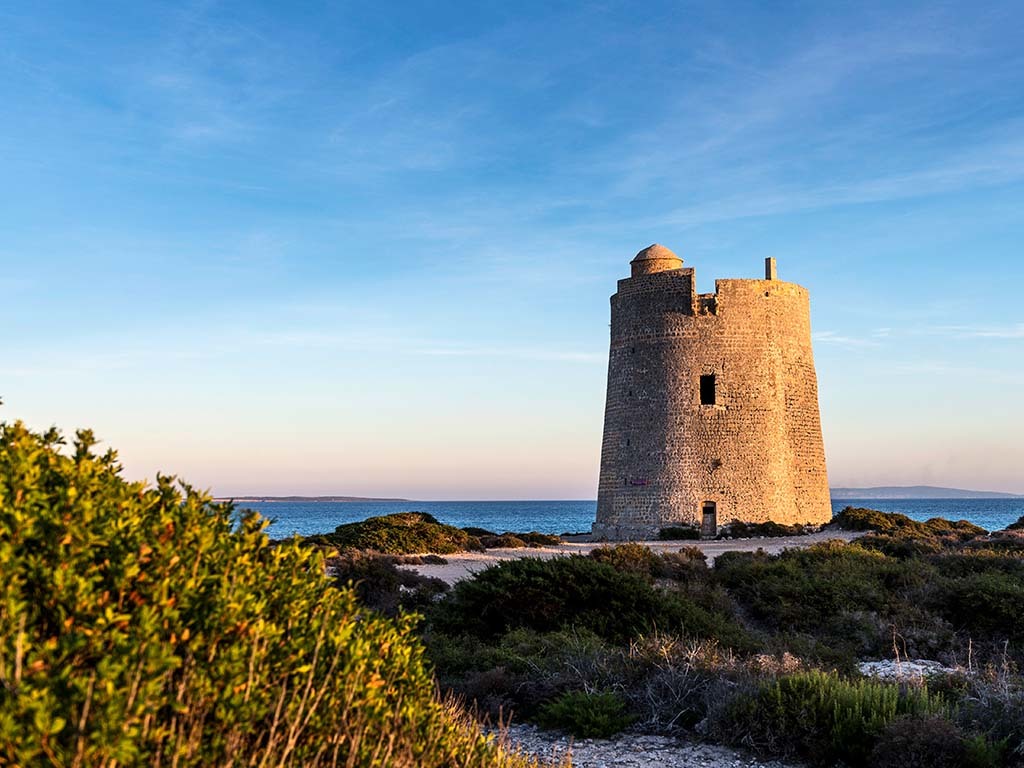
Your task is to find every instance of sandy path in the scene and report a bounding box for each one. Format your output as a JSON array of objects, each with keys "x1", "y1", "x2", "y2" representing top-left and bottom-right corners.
[{"x1": 399, "y1": 530, "x2": 862, "y2": 585}]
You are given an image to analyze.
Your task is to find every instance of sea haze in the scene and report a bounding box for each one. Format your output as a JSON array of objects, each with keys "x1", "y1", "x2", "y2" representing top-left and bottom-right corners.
[{"x1": 238, "y1": 498, "x2": 1024, "y2": 539}]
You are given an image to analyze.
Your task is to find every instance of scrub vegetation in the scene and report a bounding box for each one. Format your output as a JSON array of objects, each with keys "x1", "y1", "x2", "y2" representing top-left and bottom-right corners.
[
  {"x1": 7, "y1": 417, "x2": 1021, "y2": 767},
  {"x1": 401, "y1": 509, "x2": 1024, "y2": 767},
  {"x1": 0, "y1": 421, "x2": 548, "y2": 768},
  {"x1": 307, "y1": 512, "x2": 561, "y2": 554}
]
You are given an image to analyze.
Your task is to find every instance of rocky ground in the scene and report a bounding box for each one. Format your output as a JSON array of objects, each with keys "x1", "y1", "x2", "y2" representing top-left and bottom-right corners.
[{"x1": 500, "y1": 724, "x2": 801, "y2": 768}]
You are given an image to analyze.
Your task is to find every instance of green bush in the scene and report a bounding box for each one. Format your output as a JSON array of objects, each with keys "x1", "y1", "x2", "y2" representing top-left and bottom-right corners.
[
  {"x1": 323, "y1": 512, "x2": 477, "y2": 554},
  {"x1": 940, "y1": 572, "x2": 1024, "y2": 642},
  {"x1": 514, "y1": 532, "x2": 562, "y2": 547},
  {"x1": 331, "y1": 550, "x2": 448, "y2": 616},
  {"x1": 590, "y1": 542, "x2": 662, "y2": 579},
  {"x1": 832, "y1": 507, "x2": 984, "y2": 542},
  {"x1": 536, "y1": 691, "x2": 635, "y2": 738},
  {"x1": 717, "y1": 521, "x2": 810, "y2": 539},
  {"x1": 858, "y1": 532, "x2": 945, "y2": 558},
  {"x1": 658, "y1": 546, "x2": 709, "y2": 581},
  {"x1": 429, "y1": 555, "x2": 750, "y2": 647},
  {"x1": 711, "y1": 670, "x2": 948, "y2": 766},
  {"x1": 462, "y1": 529, "x2": 559, "y2": 547},
  {"x1": 590, "y1": 543, "x2": 709, "y2": 584},
  {"x1": 480, "y1": 533, "x2": 528, "y2": 549},
  {"x1": 427, "y1": 628, "x2": 619, "y2": 721},
  {"x1": 0, "y1": 422, "x2": 539, "y2": 768}
]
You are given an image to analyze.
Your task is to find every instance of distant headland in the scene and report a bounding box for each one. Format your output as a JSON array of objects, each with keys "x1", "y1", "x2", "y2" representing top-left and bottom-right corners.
[
  {"x1": 218, "y1": 495, "x2": 411, "y2": 503},
  {"x1": 830, "y1": 485, "x2": 1022, "y2": 499}
]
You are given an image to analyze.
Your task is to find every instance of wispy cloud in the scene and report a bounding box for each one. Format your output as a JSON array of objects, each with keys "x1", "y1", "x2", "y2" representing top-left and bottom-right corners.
[
  {"x1": 813, "y1": 331, "x2": 881, "y2": 349},
  {"x1": 901, "y1": 323, "x2": 1024, "y2": 340},
  {"x1": 937, "y1": 323, "x2": 1024, "y2": 339}
]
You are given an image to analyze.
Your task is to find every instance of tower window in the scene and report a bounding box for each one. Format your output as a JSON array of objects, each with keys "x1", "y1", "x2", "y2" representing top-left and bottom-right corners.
[{"x1": 700, "y1": 374, "x2": 716, "y2": 405}]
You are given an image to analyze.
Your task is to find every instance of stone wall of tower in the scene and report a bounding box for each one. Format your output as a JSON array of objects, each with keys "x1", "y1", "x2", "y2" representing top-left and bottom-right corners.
[{"x1": 593, "y1": 260, "x2": 831, "y2": 540}]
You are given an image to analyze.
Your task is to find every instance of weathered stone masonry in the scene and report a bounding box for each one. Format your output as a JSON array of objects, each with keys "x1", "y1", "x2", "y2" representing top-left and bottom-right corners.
[{"x1": 593, "y1": 245, "x2": 831, "y2": 540}]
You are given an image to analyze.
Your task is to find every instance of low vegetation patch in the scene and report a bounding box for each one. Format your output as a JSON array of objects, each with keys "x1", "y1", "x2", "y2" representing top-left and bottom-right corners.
[
  {"x1": 717, "y1": 520, "x2": 814, "y2": 538},
  {"x1": 316, "y1": 511, "x2": 482, "y2": 554},
  {"x1": 331, "y1": 550, "x2": 449, "y2": 616},
  {"x1": 429, "y1": 555, "x2": 750, "y2": 647},
  {"x1": 536, "y1": 691, "x2": 635, "y2": 738},
  {"x1": 590, "y1": 542, "x2": 709, "y2": 582},
  {"x1": 474, "y1": 530, "x2": 561, "y2": 548},
  {"x1": 406, "y1": 513, "x2": 1024, "y2": 766},
  {"x1": 710, "y1": 670, "x2": 950, "y2": 766},
  {"x1": 479, "y1": 533, "x2": 528, "y2": 548},
  {"x1": 833, "y1": 506, "x2": 985, "y2": 540}
]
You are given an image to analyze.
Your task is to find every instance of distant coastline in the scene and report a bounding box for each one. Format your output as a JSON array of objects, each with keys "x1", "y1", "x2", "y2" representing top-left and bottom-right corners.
[
  {"x1": 221, "y1": 486, "x2": 1021, "y2": 504},
  {"x1": 219, "y1": 495, "x2": 411, "y2": 503},
  {"x1": 830, "y1": 485, "x2": 1022, "y2": 499}
]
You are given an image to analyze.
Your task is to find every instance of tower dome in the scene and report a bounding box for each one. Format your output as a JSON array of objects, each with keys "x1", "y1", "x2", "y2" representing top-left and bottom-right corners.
[{"x1": 630, "y1": 243, "x2": 683, "y2": 277}]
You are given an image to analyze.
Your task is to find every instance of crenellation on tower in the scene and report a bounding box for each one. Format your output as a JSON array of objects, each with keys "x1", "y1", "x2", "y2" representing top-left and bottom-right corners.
[{"x1": 593, "y1": 245, "x2": 831, "y2": 540}]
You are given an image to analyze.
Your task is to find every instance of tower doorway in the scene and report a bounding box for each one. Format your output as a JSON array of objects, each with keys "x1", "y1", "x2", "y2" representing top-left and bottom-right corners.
[{"x1": 701, "y1": 501, "x2": 717, "y2": 538}]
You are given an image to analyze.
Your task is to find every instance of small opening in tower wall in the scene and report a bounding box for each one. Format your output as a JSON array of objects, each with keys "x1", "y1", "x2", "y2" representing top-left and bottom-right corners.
[
  {"x1": 700, "y1": 374, "x2": 716, "y2": 405},
  {"x1": 701, "y1": 501, "x2": 717, "y2": 538}
]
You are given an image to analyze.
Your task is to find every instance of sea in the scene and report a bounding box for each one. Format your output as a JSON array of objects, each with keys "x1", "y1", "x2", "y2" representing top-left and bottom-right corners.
[{"x1": 238, "y1": 498, "x2": 1024, "y2": 539}]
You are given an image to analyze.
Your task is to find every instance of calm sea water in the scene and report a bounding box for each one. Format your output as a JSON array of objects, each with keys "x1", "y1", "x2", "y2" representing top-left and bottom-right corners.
[{"x1": 240, "y1": 498, "x2": 1024, "y2": 539}]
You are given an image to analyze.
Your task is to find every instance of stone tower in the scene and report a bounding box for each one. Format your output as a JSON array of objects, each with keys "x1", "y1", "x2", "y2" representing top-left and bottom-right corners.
[{"x1": 593, "y1": 245, "x2": 831, "y2": 540}]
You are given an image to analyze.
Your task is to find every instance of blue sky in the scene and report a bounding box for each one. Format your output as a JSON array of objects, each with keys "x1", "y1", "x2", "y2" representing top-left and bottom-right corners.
[{"x1": 2, "y1": 0, "x2": 1023, "y2": 497}]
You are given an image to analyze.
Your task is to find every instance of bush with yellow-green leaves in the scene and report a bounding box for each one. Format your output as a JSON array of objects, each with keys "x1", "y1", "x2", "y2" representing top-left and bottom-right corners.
[{"x1": 0, "y1": 421, "x2": 546, "y2": 767}]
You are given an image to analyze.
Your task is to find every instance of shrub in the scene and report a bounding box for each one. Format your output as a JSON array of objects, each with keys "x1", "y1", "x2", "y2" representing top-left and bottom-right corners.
[
  {"x1": 514, "y1": 532, "x2": 562, "y2": 547},
  {"x1": 325, "y1": 511, "x2": 475, "y2": 554},
  {"x1": 331, "y1": 550, "x2": 448, "y2": 616},
  {"x1": 870, "y1": 715, "x2": 1002, "y2": 768},
  {"x1": 858, "y1": 532, "x2": 945, "y2": 558},
  {"x1": 710, "y1": 669, "x2": 948, "y2": 766},
  {"x1": 832, "y1": 507, "x2": 984, "y2": 543},
  {"x1": 426, "y1": 627, "x2": 621, "y2": 721},
  {"x1": 940, "y1": 572, "x2": 1024, "y2": 643},
  {"x1": 464, "y1": 530, "x2": 559, "y2": 547},
  {"x1": 429, "y1": 555, "x2": 750, "y2": 647},
  {"x1": 953, "y1": 670, "x2": 1024, "y2": 761},
  {"x1": 479, "y1": 533, "x2": 528, "y2": 549},
  {"x1": 659, "y1": 547, "x2": 709, "y2": 581},
  {"x1": 590, "y1": 542, "x2": 662, "y2": 579},
  {"x1": 1006, "y1": 516, "x2": 1024, "y2": 532},
  {"x1": 589, "y1": 543, "x2": 709, "y2": 583},
  {"x1": 0, "y1": 421, "x2": 539, "y2": 768},
  {"x1": 536, "y1": 691, "x2": 635, "y2": 738},
  {"x1": 964, "y1": 532, "x2": 1024, "y2": 555},
  {"x1": 659, "y1": 526, "x2": 700, "y2": 540},
  {"x1": 717, "y1": 521, "x2": 810, "y2": 539}
]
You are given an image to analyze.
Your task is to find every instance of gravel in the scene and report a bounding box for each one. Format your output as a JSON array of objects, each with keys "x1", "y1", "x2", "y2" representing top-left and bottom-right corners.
[{"x1": 499, "y1": 724, "x2": 802, "y2": 768}]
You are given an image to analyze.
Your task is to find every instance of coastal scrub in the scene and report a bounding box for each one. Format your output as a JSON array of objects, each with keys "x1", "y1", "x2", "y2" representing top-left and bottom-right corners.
[{"x1": 0, "y1": 421, "x2": 546, "y2": 767}]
